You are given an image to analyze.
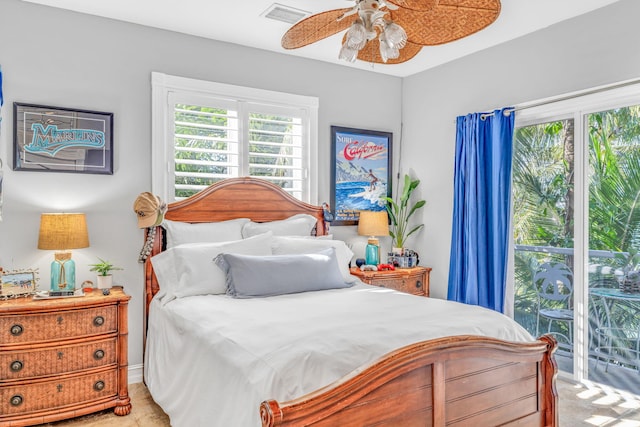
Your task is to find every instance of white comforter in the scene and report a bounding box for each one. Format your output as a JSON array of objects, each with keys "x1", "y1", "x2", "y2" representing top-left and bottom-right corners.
[{"x1": 144, "y1": 282, "x2": 533, "y2": 427}]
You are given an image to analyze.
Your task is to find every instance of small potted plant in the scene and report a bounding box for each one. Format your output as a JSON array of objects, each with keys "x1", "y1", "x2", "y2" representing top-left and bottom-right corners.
[
  {"x1": 615, "y1": 248, "x2": 640, "y2": 293},
  {"x1": 89, "y1": 258, "x2": 123, "y2": 289}
]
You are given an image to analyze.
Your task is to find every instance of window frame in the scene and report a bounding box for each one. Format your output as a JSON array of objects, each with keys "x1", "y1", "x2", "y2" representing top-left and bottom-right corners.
[{"x1": 151, "y1": 72, "x2": 319, "y2": 203}]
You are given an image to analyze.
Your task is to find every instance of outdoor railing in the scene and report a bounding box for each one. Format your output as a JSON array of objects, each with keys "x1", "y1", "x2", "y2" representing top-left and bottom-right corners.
[{"x1": 514, "y1": 245, "x2": 640, "y2": 371}]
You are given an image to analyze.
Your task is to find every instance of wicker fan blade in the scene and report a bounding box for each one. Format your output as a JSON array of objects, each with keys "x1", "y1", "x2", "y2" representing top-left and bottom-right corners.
[
  {"x1": 386, "y1": 0, "x2": 437, "y2": 12},
  {"x1": 282, "y1": 8, "x2": 353, "y2": 49},
  {"x1": 391, "y1": 0, "x2": 501, "y2": 46},
  {"x1": 354, "y1": 39, "x2": 422, "y2": 64}
]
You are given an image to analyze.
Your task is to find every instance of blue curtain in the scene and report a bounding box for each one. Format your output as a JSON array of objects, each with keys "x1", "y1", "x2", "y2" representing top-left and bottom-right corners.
[{"x1": 447, "y1": 107, "x2": 514, "y2": 312}]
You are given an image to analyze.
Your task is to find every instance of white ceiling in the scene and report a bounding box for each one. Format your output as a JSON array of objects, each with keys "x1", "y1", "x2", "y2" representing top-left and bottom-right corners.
[{"x1": 22, "y1": 0, "x2": 622, "y2": 77}]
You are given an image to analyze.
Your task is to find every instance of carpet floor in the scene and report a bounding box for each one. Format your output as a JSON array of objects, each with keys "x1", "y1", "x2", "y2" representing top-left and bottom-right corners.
[{"x1": 39, "y1": 379, "x2": 640, "y2": 426}]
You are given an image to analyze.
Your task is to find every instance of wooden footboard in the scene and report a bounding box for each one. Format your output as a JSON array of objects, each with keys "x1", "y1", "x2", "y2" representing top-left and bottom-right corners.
[{"x1": 260, "y1": 335, "x2": 557, "y2": 427}]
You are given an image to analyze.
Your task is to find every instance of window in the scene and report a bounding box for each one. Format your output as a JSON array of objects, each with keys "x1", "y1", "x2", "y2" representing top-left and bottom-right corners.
[{"x1": 152, "y1": 73, "x2": 318, "y2": 203}]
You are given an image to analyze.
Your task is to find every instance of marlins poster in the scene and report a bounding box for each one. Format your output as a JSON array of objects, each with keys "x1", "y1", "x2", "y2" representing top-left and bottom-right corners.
[{"x1": 330, "y1": 126, "x2": 392, "y2": 225}]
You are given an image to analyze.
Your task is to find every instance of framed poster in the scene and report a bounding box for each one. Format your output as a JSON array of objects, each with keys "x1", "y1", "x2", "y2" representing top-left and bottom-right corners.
[
  {"x1": 330, "y1": 126, "x2": 392, "y2": 225},
  {"x1": 13, "y1": 103, "x2": 113, "y2": 174}
]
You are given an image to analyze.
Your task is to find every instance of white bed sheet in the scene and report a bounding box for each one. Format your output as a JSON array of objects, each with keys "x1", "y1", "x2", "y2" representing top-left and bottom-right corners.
[{"x1": 144, "y1": 282, "x2": 533, "y2": 427}]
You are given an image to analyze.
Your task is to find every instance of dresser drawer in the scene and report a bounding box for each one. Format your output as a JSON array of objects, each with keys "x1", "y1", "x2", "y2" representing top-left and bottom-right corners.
[
  {"x1": 374, "y1": 275, "x2": 426, "y2": 295},
  {"x1": 0, "y1": 306, "x2": 117, "y2": 345},
  {"x1": 0, "y1": 337, "x2": 117, "y2": 381},
  {"x1": 0, "y1": 369, "x2": 117, "y2": 417}
]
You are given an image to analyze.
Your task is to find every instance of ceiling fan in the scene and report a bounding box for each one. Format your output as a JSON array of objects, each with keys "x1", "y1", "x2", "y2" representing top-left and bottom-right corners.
[{"x1": 282, "y1": 0, "x2": 501, "y2": 64}]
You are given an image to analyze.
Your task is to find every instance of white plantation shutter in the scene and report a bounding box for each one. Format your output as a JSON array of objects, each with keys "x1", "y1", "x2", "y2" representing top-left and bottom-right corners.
[
  {"x1": 247, "y1": 106, "x2": 304, "y2": 197},
  {"x1": 172, "y1": 102, "x2": 240, "y2": 197},
  {"x1": 152, "y1": 73, "x2": 318, "y2": 203}
]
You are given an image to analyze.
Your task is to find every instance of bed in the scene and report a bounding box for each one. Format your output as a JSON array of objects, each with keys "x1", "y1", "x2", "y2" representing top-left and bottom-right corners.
[{"x1": 142, "y1": 177, "x2": 558, "y2": 427}]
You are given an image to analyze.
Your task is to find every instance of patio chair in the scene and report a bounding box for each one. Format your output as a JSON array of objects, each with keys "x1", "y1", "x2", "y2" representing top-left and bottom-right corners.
[{"x1": 534, "y1": 262, "x2": 574, "y2": 349}]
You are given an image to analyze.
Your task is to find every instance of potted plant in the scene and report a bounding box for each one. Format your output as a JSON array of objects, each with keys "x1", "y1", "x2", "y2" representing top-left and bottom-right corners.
[
  {"x1": 382, "y1": 174, "x2": 426, "y2": 253},
  {"x1": 614, "y1": 248, "x2": 640, "y2": 293},
  {"x1": 89, "y1": 258, "x2": 123, "y2": 289}
]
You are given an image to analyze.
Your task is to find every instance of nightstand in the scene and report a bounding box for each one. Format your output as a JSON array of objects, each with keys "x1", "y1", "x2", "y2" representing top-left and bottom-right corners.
[
  {"x1": 0, "y1": 287, "x2": 131, "y2": 426},
  {"x1": 350, "y1": 266, "x2": 431, "y2": 296}
]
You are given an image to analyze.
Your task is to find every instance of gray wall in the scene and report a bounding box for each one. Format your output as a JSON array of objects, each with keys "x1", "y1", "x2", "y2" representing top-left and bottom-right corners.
[
  {"x1": 0, "y1": 0, "x2": 402, "y2": 373},
  {"x1": 402, "y1": 0, "x2": 640, "y2": 299}
]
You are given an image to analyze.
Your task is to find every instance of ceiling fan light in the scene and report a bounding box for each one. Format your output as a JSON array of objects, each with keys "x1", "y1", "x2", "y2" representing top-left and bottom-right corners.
[
  {"x1": 339, "y1": 44, "x2": 359, "y2": 62},
  {"x1": 379, "y1": 36, "x2": 399, "y2": 62},
  {"x1": 344, "y1": 20, "x2": 368, "y2": 50},
  {"x1": 383, "y1": 21, "x2": 407, "y2": 49}
]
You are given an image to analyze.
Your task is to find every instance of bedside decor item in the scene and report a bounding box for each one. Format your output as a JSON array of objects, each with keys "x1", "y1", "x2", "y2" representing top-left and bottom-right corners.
[
  {"x1": 0, "y1": 268, "x2": 38, "y2": 299},
  {"x1": 358, "y1": 210, "x2": 389, "y2": 265},
  {"x1": 38, "y1": 213, "x2": 89, "y2": 292},
  {"x1": 330, "y1": 126, "x2": 392, "y2": 225},
  {"x1": 383, "y1": 173, "x2": 425, "y2": 251},
  {"x1": 13, "y1": 103, "x2": 113, "y2": 174},
  {"x1": 134, "y1": 192, "x2": 167, "y2": 262},
  {"x1": 388, "y1": 248, "x2": 419, "y2": 269},
  {"x1": 89, "y1": 258, "x2": 123, "y2": 289}
]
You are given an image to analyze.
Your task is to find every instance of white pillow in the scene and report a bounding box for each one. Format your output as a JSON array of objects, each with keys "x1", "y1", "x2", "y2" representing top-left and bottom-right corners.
[
  {"x1": 162, "y1": 218, "x2": 250, "y2": 248},
  {"x1": 150, "y1": 232, "x2": 273, "y2": 304},
  {"x1": 271, "y1": 236, "x2": 356, "y2": 283},
  {"x1": 241, "y1": 214, "x2": 318, "y2": 238}
]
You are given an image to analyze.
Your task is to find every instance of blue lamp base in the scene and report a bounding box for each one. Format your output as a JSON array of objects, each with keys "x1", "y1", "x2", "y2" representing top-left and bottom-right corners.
[
  {"x1": 51, "y1": 251, "x2": 76, "y2": 291},
  {"x1": 365, "y1": 238, "x2": 380, "y2": 265}
]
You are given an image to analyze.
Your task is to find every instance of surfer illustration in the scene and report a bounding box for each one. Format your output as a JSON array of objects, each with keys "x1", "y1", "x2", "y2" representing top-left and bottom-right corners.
[{"x1": 367, "y1": 169, "x2": 379, "y2": 191}]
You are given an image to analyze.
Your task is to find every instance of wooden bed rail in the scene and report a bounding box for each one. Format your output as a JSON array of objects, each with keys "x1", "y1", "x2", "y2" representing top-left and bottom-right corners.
[{"x1": 260, "y1": 335, "x2": 558, "y2": 427}]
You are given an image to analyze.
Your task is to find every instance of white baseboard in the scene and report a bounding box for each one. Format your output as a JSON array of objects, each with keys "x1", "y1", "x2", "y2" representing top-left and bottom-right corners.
[{"x1": 128, "y1": 363, "x2": 144, "y2": 384}]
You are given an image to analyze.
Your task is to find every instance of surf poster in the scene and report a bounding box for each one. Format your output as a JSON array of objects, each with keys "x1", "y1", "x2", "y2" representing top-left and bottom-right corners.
[{"x1": 330, "y1": 126, "x2": 392, "y2": 225}]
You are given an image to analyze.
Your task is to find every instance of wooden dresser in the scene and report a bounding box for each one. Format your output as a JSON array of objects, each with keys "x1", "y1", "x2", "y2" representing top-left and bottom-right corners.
[
  {"x1": 0, "y1": 287, "x2": 131, "y2": 426},
  {"x1": 350, "y1": 266, "x2": 431, "y2": 296}
]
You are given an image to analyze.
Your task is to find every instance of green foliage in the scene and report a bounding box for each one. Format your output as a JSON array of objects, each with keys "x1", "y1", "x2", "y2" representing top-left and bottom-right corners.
[
  {"x1": 88, "y1": 258, "x2": 123, "y2": 276},
  {"x1": 382, "y1": 174, "x2": 426, "y2": 248},
  {"x1": 513, "y1": 106, "x2": 640, "y2": 345}
]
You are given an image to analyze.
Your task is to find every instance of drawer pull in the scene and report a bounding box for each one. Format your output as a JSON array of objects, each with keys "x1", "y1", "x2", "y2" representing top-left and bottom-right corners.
[
  {"x1": 57, "y1": 316, "x2": 64, "y2": 324},
  {"x1": 10, "y1": 395, "x2": 23, "y2": 407},
  {"x1": 94, "y1": 380, "x2": 105, "y2": 391},
  {"x1": 416, "y1": 280, "x2": 422, "y2": 289},
  {"x1": 93, "y1": 316, "x2": 105, "y2": 327},
  {"x1": 94, "y1": 349, "x2": 105, "y2": 360},
  {"x1": 58, "y1": 352, "x2": 64, "y2": 360},
  {"x1": 10, "y1": 324, "x2": 23, "y2": 336},
  {"x1": 10, "y1": 360, "x2": 23, "y2": 372}
]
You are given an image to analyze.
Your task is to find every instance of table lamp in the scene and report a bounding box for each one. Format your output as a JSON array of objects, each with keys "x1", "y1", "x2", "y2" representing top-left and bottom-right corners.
[
  {"x1": 358, "y1": 210, "x2": 389, "y2": 266},
  {"x1": 38, "y1": 213, "x2": 90, "y2": 292}
]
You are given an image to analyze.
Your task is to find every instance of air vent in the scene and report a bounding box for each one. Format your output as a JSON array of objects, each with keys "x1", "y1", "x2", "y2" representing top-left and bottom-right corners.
[{"x1": 262, "y1": 3, "x2": 310, "y2": 24}]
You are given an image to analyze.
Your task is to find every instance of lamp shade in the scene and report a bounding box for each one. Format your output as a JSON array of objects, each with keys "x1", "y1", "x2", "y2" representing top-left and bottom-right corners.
[
  {"x1": 38, "y1": 213, "x2": 90, "y2": 250},
  {"x1": 358, "y1": 211, "x2": 389, "y2": 237}
]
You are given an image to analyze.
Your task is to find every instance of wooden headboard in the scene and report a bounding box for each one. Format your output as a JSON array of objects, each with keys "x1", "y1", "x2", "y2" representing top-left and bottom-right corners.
[{"x1": 142, "y1": 177, "x2": 329, "y2": 326}]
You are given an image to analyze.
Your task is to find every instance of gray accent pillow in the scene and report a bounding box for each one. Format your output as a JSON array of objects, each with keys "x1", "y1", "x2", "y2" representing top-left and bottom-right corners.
[{"x1": 214, "y1": 248, "x2": 351, "y2": 298}]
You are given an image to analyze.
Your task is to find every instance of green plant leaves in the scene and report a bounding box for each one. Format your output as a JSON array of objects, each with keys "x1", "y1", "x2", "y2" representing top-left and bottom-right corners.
[{"x1": 383, "y1": 174, "x2": 425, "y2": 248}]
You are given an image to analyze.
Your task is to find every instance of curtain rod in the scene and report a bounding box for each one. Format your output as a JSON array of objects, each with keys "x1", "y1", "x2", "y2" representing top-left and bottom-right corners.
[{"x1": 476, "y1": 77, "x2": 640, "y2": 121}]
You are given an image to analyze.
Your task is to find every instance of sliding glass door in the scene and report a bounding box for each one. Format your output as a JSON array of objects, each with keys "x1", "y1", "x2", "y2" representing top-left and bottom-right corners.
[
  {"x1": 512, "y1": 118, "x2": 576, "y2": 374},
  {"x1": 512, "y1": 86, "x2": 640, "y2": 393}
]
